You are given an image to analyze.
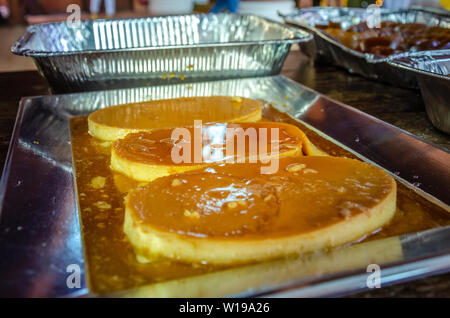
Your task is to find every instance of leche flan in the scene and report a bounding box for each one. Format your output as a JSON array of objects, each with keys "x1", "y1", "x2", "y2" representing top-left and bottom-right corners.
[
  {"x1": 111, "y1": 122, "x2": 325, "y2": 182},
  {"x1": 88, "y1": 96, "x2": 262, "y2": 141},
  {"x1": 124, "y1": 156, "x2": 397, "y2": 265}
]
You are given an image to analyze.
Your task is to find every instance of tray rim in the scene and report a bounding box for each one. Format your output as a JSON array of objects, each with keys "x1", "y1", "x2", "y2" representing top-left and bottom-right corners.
[
  {"x1": 278, "y1": 75, "x2": 450, "y2": 213},
  {"x1": 388, "y1": 49, "x2": 450, "y2": 81},
  {"x1": 259, "y1": 250, "x2": 450, "y2": 297}
]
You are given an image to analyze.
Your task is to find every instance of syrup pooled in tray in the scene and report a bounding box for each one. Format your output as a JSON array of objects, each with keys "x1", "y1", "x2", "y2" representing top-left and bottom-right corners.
[{"x1": 70, "y1": 102, "x2": 450, "y2": 294}]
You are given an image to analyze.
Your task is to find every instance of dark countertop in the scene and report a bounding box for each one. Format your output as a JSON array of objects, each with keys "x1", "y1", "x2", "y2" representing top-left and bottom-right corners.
[
  {"x1": 282, "y1": 51, "x2": 450, "y2": 151},
  {"x1": 0, "y1": 50, "x2": 449, "y2": 297}
]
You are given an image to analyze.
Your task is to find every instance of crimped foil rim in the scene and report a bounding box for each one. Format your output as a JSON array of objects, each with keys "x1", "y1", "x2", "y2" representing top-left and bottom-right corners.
[
  {"x1": 387, "y1": 50, "x2": 450, "y2": 81},
  {"x1": 11, "y1": 13, "x2": 313, "y2": 57}
]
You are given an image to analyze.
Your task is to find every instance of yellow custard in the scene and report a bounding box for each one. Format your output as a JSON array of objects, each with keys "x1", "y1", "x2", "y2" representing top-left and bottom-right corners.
[
  {"x1": 88, "y1": 96, "x2": 262, "y2": 141},
  {"x1": 111, "y1": 122, "x2": 324, "y2": 182},
  {"x1": 124, "y1": 156, "x2": 396, "y2": 265}
]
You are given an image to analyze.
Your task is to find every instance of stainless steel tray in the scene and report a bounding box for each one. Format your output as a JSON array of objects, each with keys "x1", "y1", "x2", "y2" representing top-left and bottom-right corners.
[
  {"x1": 11, "y1": 13, "x2": 312, "y2": 94},
  {"x1": 389, "y1": 50, "x2": 450, "y2": 134},
  {"x1": 280, "y1": 7, "x2": 450, "y2": 88},
  {"x1": 0, "y1": 75, "x2": 449, "y2": 297}
]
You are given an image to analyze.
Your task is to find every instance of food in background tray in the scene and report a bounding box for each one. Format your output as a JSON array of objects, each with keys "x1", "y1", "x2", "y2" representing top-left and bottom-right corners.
[{"x1": 317, "y1": 21, "x2": 450, "y2": 56}]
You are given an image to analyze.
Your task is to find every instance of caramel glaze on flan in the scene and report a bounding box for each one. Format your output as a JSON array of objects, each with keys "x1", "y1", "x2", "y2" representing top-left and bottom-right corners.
[
  {"x1": 124, "y1": 156, "x2": 397, "y2": 265},
  {"x1": 111, "y1": 122, "x2": 326, "y2": 182},
  {"x1": 88, "y1": 96, "x2": 262, "y2": 141}
]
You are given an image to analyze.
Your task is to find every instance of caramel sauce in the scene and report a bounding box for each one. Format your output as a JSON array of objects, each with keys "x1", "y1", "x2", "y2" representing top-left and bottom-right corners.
[
  {"x1": 114, "y1": 122, "x2": 306, "y2": 166},
  {"x1": 70, "y1": 104, "x2": 450, "y2": 295},
  {"x1": 88, "y1": 96, "x2": 261, "y2": 129},
  {"x1": 127, "y1": 156, "x2": 393, "y2": 239},
  {"x1": 318, "y1": 21, "x2": 450, "y2": 57}
]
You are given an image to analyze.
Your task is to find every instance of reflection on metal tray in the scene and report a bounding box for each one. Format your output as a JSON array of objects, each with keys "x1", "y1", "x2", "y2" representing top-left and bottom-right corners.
[
  {"x1": 280, "y1": 7, "x2": 450, "y2": 88},
  {"x1": 0, "y1": 75, "x2": 449, "y2": 297},
  {"x1": 389, "y1": 50, "x2": 450, "y2": 134},
  {"x1": 11, "y1": 13, "x2": 312, "y2": 94}
]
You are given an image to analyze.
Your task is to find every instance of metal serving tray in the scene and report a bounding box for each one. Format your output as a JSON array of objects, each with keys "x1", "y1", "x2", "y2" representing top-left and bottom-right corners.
[
  {"x1": 11, "y1": 13, "x2": 312, "y2": 94},
  {"x1": 0, "y1": 75, "x2": 449, "y2": 297},
  {"x1": 389, "y1": 50, "x2": 450, "y2": 134},
  {"x1": 281, "y1": 7, "x2": 450, "y2": 88}
]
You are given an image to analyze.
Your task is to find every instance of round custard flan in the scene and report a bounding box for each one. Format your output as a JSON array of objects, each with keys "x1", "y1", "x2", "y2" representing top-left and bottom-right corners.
[
  {"x1": 111, "y1": 122, "x2": 323, "y2": 182},
  {"x1": 88, "y1": 96, "x2": 262, "y2": 141},
  {"x1": 124, "y1": 156, "x2": 397, "y2": 265}
]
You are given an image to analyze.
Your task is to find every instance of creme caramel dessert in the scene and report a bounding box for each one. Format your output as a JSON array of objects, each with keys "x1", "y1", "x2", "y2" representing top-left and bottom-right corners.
[
  {"x1": 124, "y1": 156, "x2": 396, "y2": 265},
  {"x1": 88, "y1": 96, "x2": 262, "y2": 141},
  {"x1": 111, "y1": 122, "x2": 324, "y2": 182}
]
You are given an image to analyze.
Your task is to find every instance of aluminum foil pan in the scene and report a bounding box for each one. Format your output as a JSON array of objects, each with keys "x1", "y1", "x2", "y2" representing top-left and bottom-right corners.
[
  {"x1": 389, "y1": 50, "x2": 450, "y2": 134},
  {"x1": 11, "y1": 13, "x2": 312, "y2": 94},
  {"x1": 281, "y1": 7, "x2": 450, "y2": 88}
]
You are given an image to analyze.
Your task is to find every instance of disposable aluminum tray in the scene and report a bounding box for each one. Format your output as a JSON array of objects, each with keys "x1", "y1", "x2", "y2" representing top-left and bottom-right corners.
[
  {"x1": 281, "y1": 7, "x2": 450, "y2": 88},
  {"x1": 0, "y1": 76, "x2": 449, "y2": 297},
  {"x1": 389, "y1": 50, "x2": 450, "y2": 134},
  {"x1": 11, "y1": 13, "x2": 312, "y2": 94}
]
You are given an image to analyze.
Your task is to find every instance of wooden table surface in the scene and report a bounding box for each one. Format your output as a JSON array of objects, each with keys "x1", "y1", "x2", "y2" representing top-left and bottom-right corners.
[{"x1": 0, "y1": 50, "x2": 449, "y2": 297}]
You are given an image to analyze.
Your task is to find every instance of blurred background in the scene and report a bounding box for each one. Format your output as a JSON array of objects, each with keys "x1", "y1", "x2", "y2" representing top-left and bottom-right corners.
[{"x1": 0, "y1": 0, "x2": 449, "y2": 72}]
